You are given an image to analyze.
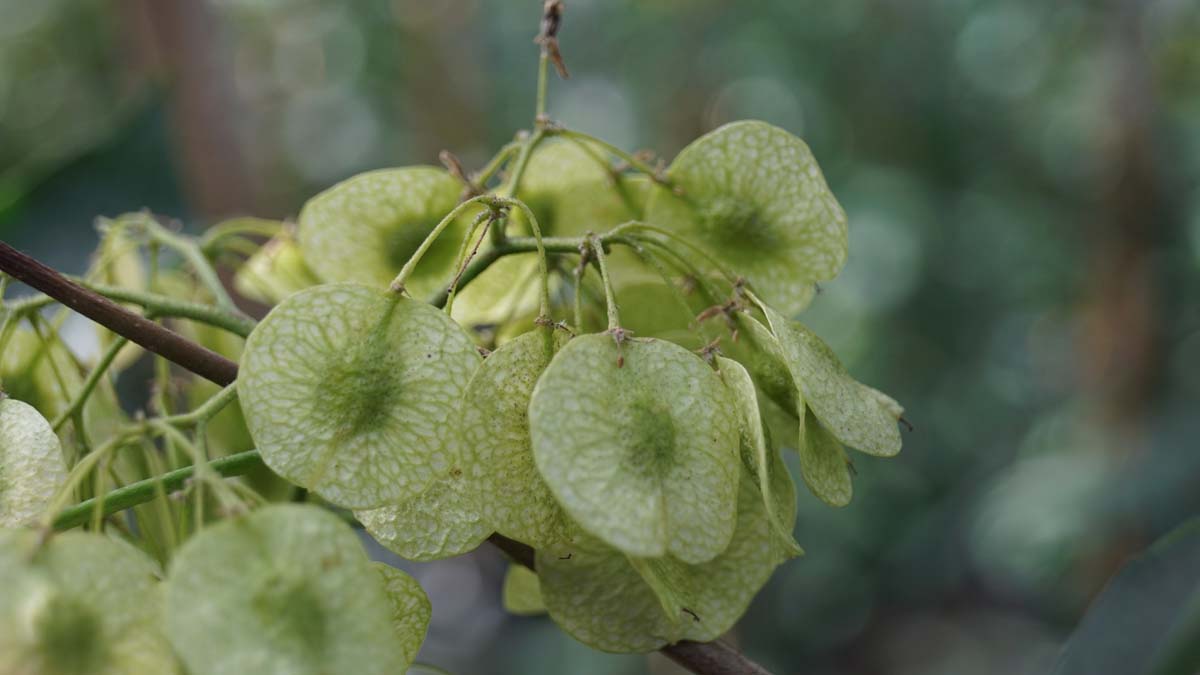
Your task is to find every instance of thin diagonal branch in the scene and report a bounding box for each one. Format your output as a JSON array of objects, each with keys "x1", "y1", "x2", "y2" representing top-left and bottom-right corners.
[
  {"x1": 0, "y1": 242, "x2": 237, "y2": 385},
  {"x1": 4, "y1": 241, "x2": 774, "y2": 675}
]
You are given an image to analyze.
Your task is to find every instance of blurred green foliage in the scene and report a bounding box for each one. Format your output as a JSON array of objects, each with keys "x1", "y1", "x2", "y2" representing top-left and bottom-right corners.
[{"x1": 2, "y1": 0, "x2": 1199, "y2": 673}]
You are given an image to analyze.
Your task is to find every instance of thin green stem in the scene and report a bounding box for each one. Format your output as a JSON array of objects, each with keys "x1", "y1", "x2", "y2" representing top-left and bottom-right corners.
[
  {"x1": 573, "y1": 258, "x2": 586, "y2": 332},
  {"x1": 622, "y1": 223, "x2": 739, "y2": 284},
  {"x1": 139, "y1": 218, "x2": 237, "y2": 310},
  {"x1": 490, "y1": 197, "x2": 551, "y2": 319},
  {"x1": 474, "y1": 141, "x2": 521, "y2": 187},
  {"x1": 500, "y1": 129, "x2": 547, "y2": 199},
  {"x1": 389, "y1": 196, "x2": 491, "y2": 293},
  {"x1": 72, "y1": 278, "x2": 255, "y2": 337},
  {"x1": 427, "y1": 232, "x2": 621, "y2": 309},
  {"x1": 535, "y1": 52, "x2": 550, "y2": 122},
  {"x1": 157, "y1": 383, "x2": 238, "y2": 429},
  {"x1": 444, "y1": 210, "x2": 494, "y2": 315},
  {"x1": 52, "y1": 450, "x2": 263, "y2": 531},
  {"x1": 39, "y1": 433, "x2": 137, "y2": 529},
  {"x1": 590, "y1": 237, "x2": 620, "y2": 330},
  {"x1": 151, "y1": 420, "x2": 242, "y2": 512},
  {"x1": 200, "y1": 217, "x2": 284, "y2": 256},
  {"x1": 611, "y1": 235, "x2": 713, "y2": 343},
  {"x1": 50, "y1": 335, "x2": 128, "y2": 432},
  {"x1": 552, "y1": 129, "x2": 670, "y2": 187}
]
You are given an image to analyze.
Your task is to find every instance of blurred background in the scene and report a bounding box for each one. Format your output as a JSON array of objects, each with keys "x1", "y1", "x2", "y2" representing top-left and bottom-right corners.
[{"x1": 2, "y1": 0, "x2": 1199, "y2": 673}]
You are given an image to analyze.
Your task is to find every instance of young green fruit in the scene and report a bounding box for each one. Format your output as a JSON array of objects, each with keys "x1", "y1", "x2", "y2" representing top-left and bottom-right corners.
[
  {"x1": 299, "y1": 167, "x2": 475, "y2": 301},
  {"x1": 234, "y1": 226, "x2": 321, "y2": 306},
  {"x1": 165, "y1": 504, "x2": 415, "y2": 675},
  {"x1": 529, "y1": 334, "x2": 740, "y2": 564},
  {"x1": 537, "y1": 466, "x2": 796, "y2": 653},
  {"x1": 646, "y1": 120, "x2": 848, "y2": 314},
  {"x1": 373, "y1": 562, "x2": 431, "y2": 664},
  {"x1": 0, "y1": 397, "x2": 67, "y2": 527},
  {"x1": 717, "y1": 357, "x2": 803, "y2": 553},
  {"x1": 238, "y1": 283, "x2": 481, "y2": 509},
  {"x1": 0, "y1": 529, "x2": 181, "y2": 674},
  {"x1": 462, "y1": 328, "x2": 574, "y2": 547},
  {"x1": 355, "y1": 454, "x2": 492, "y2": 562}
]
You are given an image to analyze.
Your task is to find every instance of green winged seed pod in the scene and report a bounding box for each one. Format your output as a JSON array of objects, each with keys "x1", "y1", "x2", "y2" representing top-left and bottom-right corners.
[
  {"x1": 502, "y1": 564, "x2": 546, "y2": 616},
  {"x1": 165, "y1": 504, "x2": 413, "y2": 675},
  {"x1": 355, "y1": 456, "x2": 492, "y2": 562},
  {"x1": 234, "y1": 227, "x2": 322, "y2": 306},
  {"x1": 238, "y1": 283, "x2": 481, "y2": 509},
  {"x1": 0, "y1": 529, "x2": 181, "y2": 675},
  {"x1": 645, "y1": 120, "x2": 848, "y2": 315},
  {"x1": 462, "y1": 329, "x2": 575, "y2": 548},
  {"x1": 299, "y1": 167, "x2": 475, "y2": 301},
  {"x1": 798, "y1": 406, "x2": 854, "y2": 508},
  {"x1": 756, "y1": 300, "x2": 903, "y2": 458},
  {"x1": 537, "y1": 467, "x2": 795, "y2": 653},
  {"x1": 0, "y1": 397, "x2": 68, "y2": 527},
  {"x1": 529, "y1": 334, "x2": 740, "y2": 564},
  {"x1": 373, "y1": 562, "x2": 432, "y2": 664},
  {"x1": 716, "y1": 357, "x2": 803, "y2": 554}
]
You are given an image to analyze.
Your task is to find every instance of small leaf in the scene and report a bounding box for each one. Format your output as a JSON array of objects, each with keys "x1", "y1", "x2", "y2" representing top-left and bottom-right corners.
[
  {"x1": 502, "y1": 565, "x2": 546, "y2": 616},
  {"x1": 299, "y1": 167, "x2": 477, "y2": 300},
  {"x1": 536, "y1": 468, "x2": 791, "y2": 653},
  {"x1": 646, "y1": 120, "x2": 847, "y2": 314},
  {"x1": 238, "y1": 283, "x2": 481, "y2": 509},
  {"x1": 529, "y1": 335, "x2": 740, "y2": 564},
  {"x1": 462, "y1": 329, "x2": 574, "y2": 548},
  {"x1": 716, "y1": 357, "x2": 802, "y2": 554},
  {"x1": 356, "y1": 460, "x2": 491, "y2": 562},
  {"x1": 1054, "y1": 517, "x2": 1200, "y2": 675},
  {"x1": 757, "y1": 301, "x2": 902, "y2": 457},
  {"x1": 373, "y1": 562, "x2": 431, "y2": 663},
  {"x1": 0, "y1": 529, "x2": 181, "y2": 674},
  {"x1": 0, "y1": 397, "x2": 67, "y2": 527},
  {"x1": 797, "y1": 407, "x2": 853, "y2": 507},
  {"x1": 165, "y1": 504, "x2": 411, "y2": 675}
]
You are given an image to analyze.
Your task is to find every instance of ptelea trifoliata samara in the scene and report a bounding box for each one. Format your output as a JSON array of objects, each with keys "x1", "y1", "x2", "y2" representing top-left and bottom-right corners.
[
  {"x1": 0, "y1": 529, "x2": 181, "y2": 674},
  {"x1": 0, "y1": 397, "x2": 67, "y2": 527},
  {"x1": 165, "y1": 504, "x2": 415, "y2": 675},
  {"x1": 355, "y1": 452, "x2": 492, "y2": 562},
  {"x1": 233, "y1": 225, "x2": 321, "y2": 306},
  {"x1": 536, "y1": 466, "x2": 796, "y2": 653},
  {"x1": 754, "y1": 298, "x2": 903, "y2": 458},
  {"x1": 716, "y1": 357, "x2": 803, "y2": 554},
  {"x1": 529, "y1": 334, "x2": 740, "y2": 564},
  {"x1": 461, "y1": 328, "x2": 575, "y2": 548},
  {"x1": 372, "y1": 562, "x2": 431, "y2": 664},
  {"x1": 298, "y1": 167, "x2": 478, "y2": 301},
  {"x1": 237, "y1": 283, "x2": 481, "y2": 509},
  {"x1": 645, "y1": 120, "x2": 848, "y2": 315}
]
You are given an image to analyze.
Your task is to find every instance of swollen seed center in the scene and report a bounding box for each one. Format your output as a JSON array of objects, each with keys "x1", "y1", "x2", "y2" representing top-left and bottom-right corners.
[
  {"x1": 324, "y1": 362, "x2": 401, "y2": 436},
  {"x1": 253, "y1": 574, "x2": 327, "y2": 653},
  {"x1": 34, "y1": 594, "x2": 105, "y2": 675},
  {"x1": 386, "y1": 218, "x2": 442, "y2": 270},
  {"x1": 621, "y1": 400, "x2": 677, "y2": 482},
  {"x1": 699, "y1": 197, "x2": 775, "y2": 250}
]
